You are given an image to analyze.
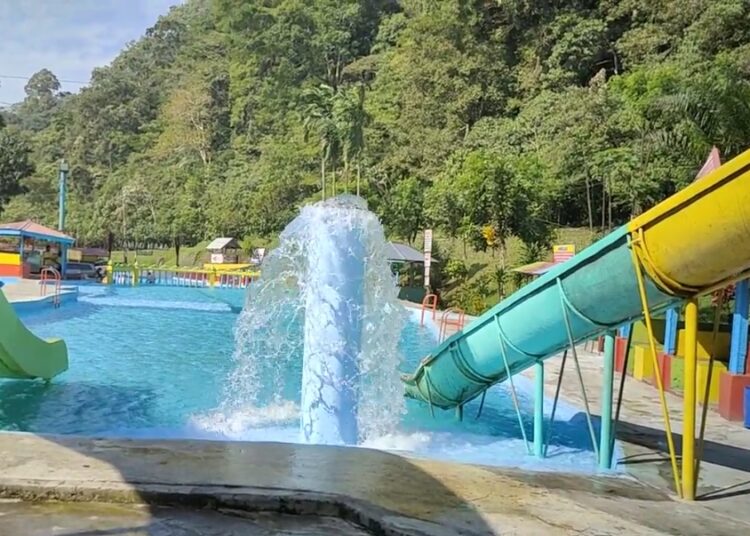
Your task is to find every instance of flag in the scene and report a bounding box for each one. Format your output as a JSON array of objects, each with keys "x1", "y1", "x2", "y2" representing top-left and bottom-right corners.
[{"x1": 694, "y1": 146, "x2": 721, "y2": 181}]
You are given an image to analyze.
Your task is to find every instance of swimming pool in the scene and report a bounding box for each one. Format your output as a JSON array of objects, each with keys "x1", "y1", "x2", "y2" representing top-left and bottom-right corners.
[{"x1": 1, "y1": 285, "x2": 613, "y2": 472}]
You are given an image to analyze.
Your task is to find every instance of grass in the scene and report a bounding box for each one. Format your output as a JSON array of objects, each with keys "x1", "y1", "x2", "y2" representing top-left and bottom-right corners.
[
  {"x1": 109, "y1": 241, "x2": 211, "y2": 267},
  {"x1": 108, "y1": 235, "x2": 283, "y2": 268}
]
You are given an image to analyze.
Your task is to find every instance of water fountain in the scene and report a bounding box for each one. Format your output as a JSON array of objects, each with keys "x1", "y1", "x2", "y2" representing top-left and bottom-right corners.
[
  {"x1": 215, "y1": 195, "x2": 407, "y2": 445},
  {"x1": 299, "y1": 202, "x2": 365, "y2": 444}
]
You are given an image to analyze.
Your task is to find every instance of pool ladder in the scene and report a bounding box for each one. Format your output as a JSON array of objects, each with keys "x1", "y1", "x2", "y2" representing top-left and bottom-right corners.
[
  {"x1": 40, "y1": 266, "x2": 62, "y2": 308},
  {"x1": 438, "y1": 307, "x2": 466, "y2": 342}
]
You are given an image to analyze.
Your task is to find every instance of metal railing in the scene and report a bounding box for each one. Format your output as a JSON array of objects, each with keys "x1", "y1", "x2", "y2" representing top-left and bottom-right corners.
[
  {"x1": 40, "y1": 266, "x2": 62, "y2": 308},
  {"x1": 107, "y1": 264, "x2": 259, "y2": 289},
  {"x1": 438, "y1": 307, "x2": 466, "y2": 342},
  {"x1": 420, "y1": 293, "x2": 438, "y2": 326}
]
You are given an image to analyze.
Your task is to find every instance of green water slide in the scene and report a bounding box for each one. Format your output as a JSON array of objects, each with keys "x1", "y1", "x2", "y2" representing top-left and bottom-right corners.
[
  {"x1": 402, "y1": 147, "x2": 750, "y2": 410},
  {"x1": 0, "y1": 285, "x2": 68, "y2": 380},
  {"x1": 401, "y1": 228, "x2": 676, "y2": 408}
]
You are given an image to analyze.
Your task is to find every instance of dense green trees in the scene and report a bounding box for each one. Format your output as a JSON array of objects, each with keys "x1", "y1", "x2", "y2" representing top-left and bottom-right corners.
[
  {"x1": 0, "y1": 128, "x2": 33, "y2": 214},
  {"x1": 1, "y1": 0, "x2": 749, "y2": 298}
]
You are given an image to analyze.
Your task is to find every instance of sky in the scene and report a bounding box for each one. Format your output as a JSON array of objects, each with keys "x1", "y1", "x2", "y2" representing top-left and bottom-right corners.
[{"x1": 0, "y1": 0, "x2": 182, "y2": 105}]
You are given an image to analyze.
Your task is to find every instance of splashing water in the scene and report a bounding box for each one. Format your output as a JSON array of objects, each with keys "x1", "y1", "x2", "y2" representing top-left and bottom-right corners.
[{"x1": 213, "y1": 195, "x2": 407, "y2": 445}]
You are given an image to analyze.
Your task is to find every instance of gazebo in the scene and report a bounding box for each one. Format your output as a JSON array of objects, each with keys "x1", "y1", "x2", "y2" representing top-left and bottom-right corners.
[
  {"x1": 0, "y1": 220, "x2": 74, "y2": 278},
  {"x1": 385, "y1": 242, "x2": 425, "y2": 265},
  {"x1": 205, "y1": 237, "x2": 242, "y2": 267},
  {"x1": 386, "y1": 241, "x2": 433, "y2": 302}
]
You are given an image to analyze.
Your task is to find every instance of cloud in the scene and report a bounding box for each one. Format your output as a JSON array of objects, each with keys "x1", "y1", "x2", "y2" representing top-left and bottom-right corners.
[{"x1": 0, "y1": 0, "x2": 182, "y2": 104}]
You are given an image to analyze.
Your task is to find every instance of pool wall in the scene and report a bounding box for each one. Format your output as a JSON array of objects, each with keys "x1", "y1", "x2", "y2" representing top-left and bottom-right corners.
[{"x1": 11, "y1": 288, "x2": 79, "y2": 315}]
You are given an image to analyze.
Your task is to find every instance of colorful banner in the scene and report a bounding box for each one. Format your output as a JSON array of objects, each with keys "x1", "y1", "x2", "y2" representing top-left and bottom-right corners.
[{"x1": 553, "y1": 244, "x2": 575, "y2": 263}]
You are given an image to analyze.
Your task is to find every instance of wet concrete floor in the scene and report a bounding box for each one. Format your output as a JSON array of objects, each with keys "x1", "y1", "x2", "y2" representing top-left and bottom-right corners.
[
  {"x1": 1, "y1": 278, "x2": 76, "y2": 303},
  {"x1": 523, "y1": 347, "x2": 750, "y2": 524},
  {"x1": 0, "y1": 498, "x2": 372, "y2": 535},
  {"x1": 0, "y1": 433, "x2": 749, "y2": 535}
]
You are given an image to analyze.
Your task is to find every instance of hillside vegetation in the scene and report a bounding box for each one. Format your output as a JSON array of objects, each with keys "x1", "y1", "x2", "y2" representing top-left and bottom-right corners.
[{"x1": 1, "y1": 0, "x2": 749, "y2": 311}]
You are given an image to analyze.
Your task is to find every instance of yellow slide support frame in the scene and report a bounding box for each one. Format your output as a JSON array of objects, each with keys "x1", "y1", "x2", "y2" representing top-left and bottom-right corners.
[
  {"x1": 626, "y1": 147, "x2": 750, "y2": 500},
  {"x1": 630, "y1": 236, "x2": 682, "y2": 496}
]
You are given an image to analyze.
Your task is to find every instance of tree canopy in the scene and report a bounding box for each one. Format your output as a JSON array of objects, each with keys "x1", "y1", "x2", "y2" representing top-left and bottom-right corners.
[{"x1": 1, "y1": 0, "x2": 749, "y2": 302}]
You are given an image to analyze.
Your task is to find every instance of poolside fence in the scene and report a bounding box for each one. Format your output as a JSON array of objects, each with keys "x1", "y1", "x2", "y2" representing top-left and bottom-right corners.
[{"x1": 107, "y1": 264, "x2": 259, "y2": 289}]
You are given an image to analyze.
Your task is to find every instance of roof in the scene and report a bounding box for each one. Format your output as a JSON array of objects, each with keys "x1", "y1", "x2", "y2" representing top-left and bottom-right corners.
[
  {"x1": 0, "y1": 220, "x2": 75, "y2": 244},
  {"x1": 386, "y1": 242, "x2": 425, "y2": 263},
  {"x1": 514, "y1": 244, "x2": 577, "y2": 276},
  {"x1": 511, "y1": 261, "x2": 557, "y2": 276},
  {"x1": 206, "y1": 237, "x2": 239, "y2": 251}
]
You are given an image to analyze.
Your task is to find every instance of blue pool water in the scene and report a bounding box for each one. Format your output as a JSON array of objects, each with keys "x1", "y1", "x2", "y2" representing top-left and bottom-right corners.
[{"x1": 1, "y1": 285, "x2": 615, "y2": 472}]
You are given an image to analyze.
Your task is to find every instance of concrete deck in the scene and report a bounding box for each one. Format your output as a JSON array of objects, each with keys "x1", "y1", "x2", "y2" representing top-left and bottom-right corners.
[
  {"x1": 2, "y1": 277, "x2": 77, "y2": 304},
  {"x1": 522, "y1": 348, "x2": 750, "y2": 524},
  {"x1": 0, "y1": 499, "x2": 372, "y2": 536},
  {"x1": 0, "y1": 433, "x2": 749, "y2": 535}
]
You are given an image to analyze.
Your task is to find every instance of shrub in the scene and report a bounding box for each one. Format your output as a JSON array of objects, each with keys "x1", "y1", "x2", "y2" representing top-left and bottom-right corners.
[{"x1": 443, "y1": 258, "x2": 468, "y2": 282}]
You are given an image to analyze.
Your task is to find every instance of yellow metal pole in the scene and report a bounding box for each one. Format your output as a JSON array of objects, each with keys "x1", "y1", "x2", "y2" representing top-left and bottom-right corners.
[
  {"x1": 694, "y1": 297, "x2": 722, "y2": 497},
  {"x1": 682, "y1": 298, "x2": 698, "y2": 500},
  {"x1": 631, "y1": 238, "x2": 682, "y2": 497}
]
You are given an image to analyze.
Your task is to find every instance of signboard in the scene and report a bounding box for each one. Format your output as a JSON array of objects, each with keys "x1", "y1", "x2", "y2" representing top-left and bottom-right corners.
[
  {"x1": 552, "y1": 244, "x2": 575, "y2": 264},
  {"x1": 210, "y1": 253, "x2": 224, "y2": 264},
  {"x1": 423, "y1": 229, "x2": 433, "y2": 288}
]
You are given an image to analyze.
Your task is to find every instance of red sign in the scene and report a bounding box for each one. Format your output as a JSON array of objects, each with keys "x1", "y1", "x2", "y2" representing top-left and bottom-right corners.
[{"x1": 553, "y1": 244, "x2": 575, "y2": 263}]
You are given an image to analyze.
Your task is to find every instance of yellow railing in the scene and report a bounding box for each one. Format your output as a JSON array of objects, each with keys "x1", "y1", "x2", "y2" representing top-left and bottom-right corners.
[{"x1": 105, "y1": 263, "x2": 260, "y2": 288}]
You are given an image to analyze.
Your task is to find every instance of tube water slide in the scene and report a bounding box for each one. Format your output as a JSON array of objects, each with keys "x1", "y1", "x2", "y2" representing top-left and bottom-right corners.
[
  {"x1": 402, "y1": 148, "x2": 750, "y2": 410},
  {"x1": 0, "y1": 283, "x2": 68, "y2": 380}
]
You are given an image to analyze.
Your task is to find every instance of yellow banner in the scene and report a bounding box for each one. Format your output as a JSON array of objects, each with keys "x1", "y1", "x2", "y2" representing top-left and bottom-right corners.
[
  {"x1": 553, "y1": 244, "x2": 575, "y2": 254},
  {"x1": 0, "y1": 252, "x2": 21, "y2": 266}
]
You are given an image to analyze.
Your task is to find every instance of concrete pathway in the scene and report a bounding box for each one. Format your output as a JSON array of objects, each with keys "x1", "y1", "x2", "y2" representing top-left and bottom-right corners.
[
  {"x1": 521, "y1": 348, "x2": 750, "y2": 525},
  {"x1": 0, "y1": 433, "x2": 748, "y2": 535},
  {"x1": 0, "y1": 498, "x2": 372, "y2": 535},
  {"x1": 2, "y1": 278, "x2": 76, "y2": 303}
]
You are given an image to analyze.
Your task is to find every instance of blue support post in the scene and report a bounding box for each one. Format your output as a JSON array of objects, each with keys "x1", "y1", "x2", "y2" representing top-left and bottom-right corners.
[
  {"x1": 533, "y1": 361, "x2": 544, "y2": 457},
  {"x1": 599, "y1": 332, "x2": 615, "y2": 470},
  {"x1": 729, "y1": 279, "x2": 749, "y2": 374},
  {"x1": 618, "y1": 324, "x2": 631, "y2": 339},
  {"x1": 664, "y1": 308, "x2": 678, "y2": 356}
]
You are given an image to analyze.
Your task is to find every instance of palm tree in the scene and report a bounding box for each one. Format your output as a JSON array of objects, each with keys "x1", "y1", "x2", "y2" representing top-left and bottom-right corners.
[
  {"x1": 302, "y1": 84, "x2": 339, "y2": 199},
  {"x1": 334, "y1": 84, "x2": 368, "y2": 196}
]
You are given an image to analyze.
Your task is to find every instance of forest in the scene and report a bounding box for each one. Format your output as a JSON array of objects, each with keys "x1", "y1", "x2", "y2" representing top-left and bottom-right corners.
[{"x1": 1, "y1": 0, "x2": 749, "y2": 311}]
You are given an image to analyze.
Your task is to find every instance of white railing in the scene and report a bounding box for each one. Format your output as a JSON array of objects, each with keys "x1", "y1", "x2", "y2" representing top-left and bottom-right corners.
[
  {"x1": 40, "y1": 266, "x2": 62, "y2": 308},
  {"x1": 108, "y1": 266, "x2": 258, "y2": 289}
]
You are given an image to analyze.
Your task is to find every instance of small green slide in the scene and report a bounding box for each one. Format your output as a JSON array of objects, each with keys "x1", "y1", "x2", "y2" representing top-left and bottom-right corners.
[{"x1": 0, "y1": 284, "x2": 68, "y2": 380}]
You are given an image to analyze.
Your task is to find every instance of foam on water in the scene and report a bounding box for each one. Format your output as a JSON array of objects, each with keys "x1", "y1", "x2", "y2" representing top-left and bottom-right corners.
[
  {"x1": 191, "y1": 400, "x2": 299, "y2": 437},
  {"x1": 207, "y1": 195, "x2": 407, "y2": 444}
]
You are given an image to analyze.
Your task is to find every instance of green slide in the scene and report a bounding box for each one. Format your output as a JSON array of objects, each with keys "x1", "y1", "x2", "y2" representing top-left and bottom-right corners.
[
  {"x1": 0, "y1": 285, "x2": 68, "y2": 380},
  {"x1": 401, "y1": 147, "x2": 750, "y2": 411}
]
